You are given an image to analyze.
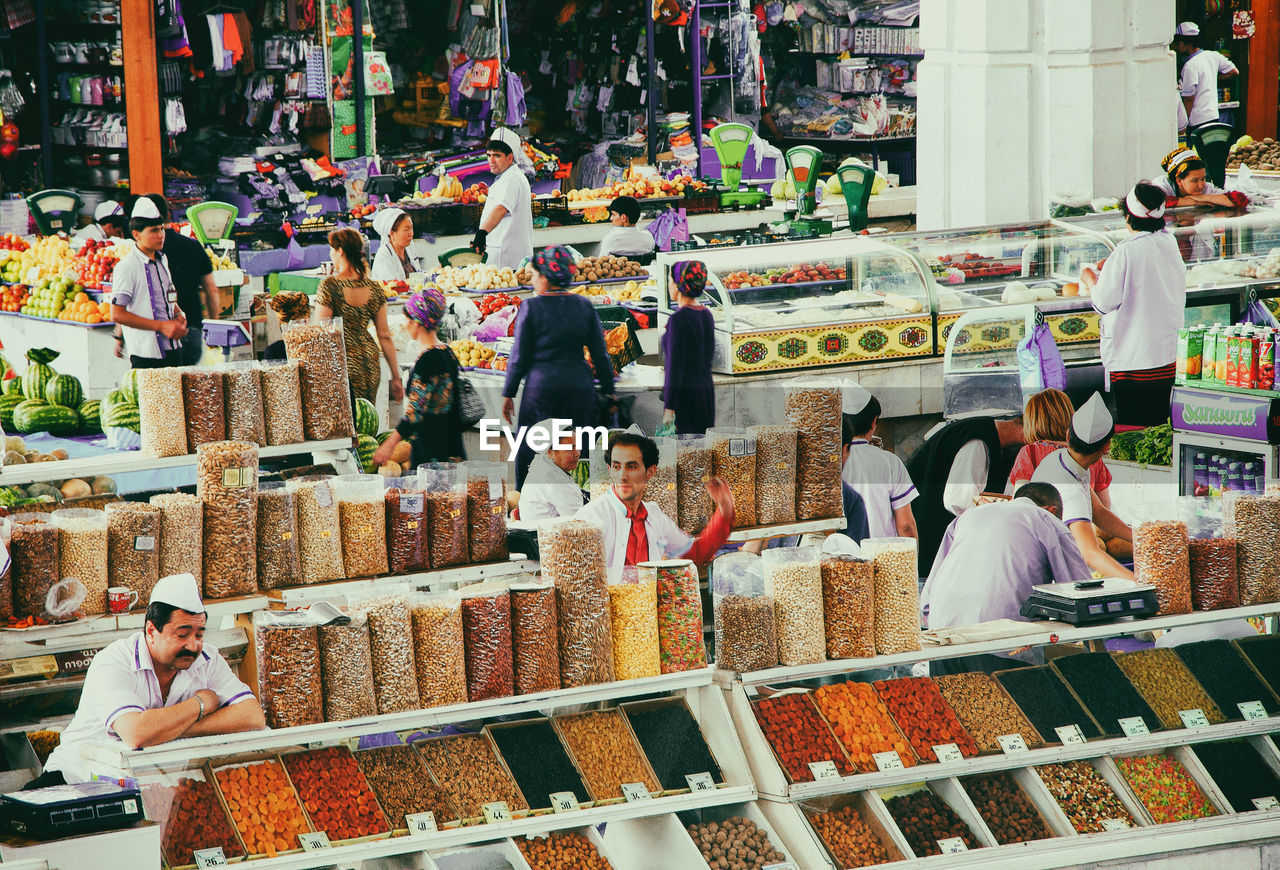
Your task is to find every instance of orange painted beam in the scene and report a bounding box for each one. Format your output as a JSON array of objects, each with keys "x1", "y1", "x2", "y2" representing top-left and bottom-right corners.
[
  {"x1": 122, "y1": 0, "x2": 163, "y2": 194},
  {"x1": 1247, "y1": 1, "x2": 1279, "y2": 141}
]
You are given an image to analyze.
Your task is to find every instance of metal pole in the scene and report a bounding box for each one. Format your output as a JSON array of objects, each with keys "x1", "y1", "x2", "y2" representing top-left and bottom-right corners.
[
  {"x1": 34, "y1": 0, "x2": 51, "y2": 186},
  {"x1": 353, "y1": 0, "x2": 366, "y2": 157},
  {"x1": 646, "y1": 6, "x2": 657, "y2": 163},
  {"x1": 691, "y1": 7, "x2": 702, "y2": 177}
]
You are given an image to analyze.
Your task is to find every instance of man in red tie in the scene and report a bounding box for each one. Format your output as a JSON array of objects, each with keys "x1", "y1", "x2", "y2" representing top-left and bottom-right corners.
[{"x1": 576, "y1": 432, "x2": 735, "y2": 582}]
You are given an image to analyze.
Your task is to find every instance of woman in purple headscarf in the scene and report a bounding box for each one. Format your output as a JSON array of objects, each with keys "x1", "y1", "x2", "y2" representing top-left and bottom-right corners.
[
  {"x1": 502, "y1": 244, "x2": 615, "y2": 487},
  {"x1": 661, "y1": 260, "x2": 716, "y2": 435},
  {"x1": 373, "y1": 287, "x2": 465, "y2": 468}
]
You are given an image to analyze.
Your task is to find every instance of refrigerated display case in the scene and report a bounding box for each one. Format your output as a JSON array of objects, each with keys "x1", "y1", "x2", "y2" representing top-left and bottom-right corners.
[{"x1": 1171, "y1": 384, "x2": 1280, "y2": 496}]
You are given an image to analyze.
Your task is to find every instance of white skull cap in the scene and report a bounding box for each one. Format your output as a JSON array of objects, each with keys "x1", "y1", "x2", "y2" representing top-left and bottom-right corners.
[
  {"x1": 149, "y1": 573, "x2": 205, "y2": 613},
  {"x1": 841, "y1": 379, "x2": 872, "y2": 415},
  {"x1": 1071, "y1": 392, "x2": 1113, "y2": 443}
]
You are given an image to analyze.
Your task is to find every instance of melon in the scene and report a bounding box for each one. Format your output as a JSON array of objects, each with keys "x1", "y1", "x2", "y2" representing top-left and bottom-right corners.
[{"x1": 60, "y1": 479, "x2": 92, "y2": 500}]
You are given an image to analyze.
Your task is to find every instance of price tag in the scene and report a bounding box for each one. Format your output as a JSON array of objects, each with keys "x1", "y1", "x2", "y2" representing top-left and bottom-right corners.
[
  {"x1": 872, "y1": 751, "x2": 904, "y2": 772},
  {"x1": 1240, "y1": 701, "x2": 1268, "y2": 721},
  {"x1": 933, "y1": 744, "x2": 964, "y2": 764},
  {"x1": 808, "y1": 760, "x2": 841, "y2": 781},
  {"x1": 481, "y1": 801, "x2": 512, "y2": 824},
  {"x1": 1118, "y1": 716, "x2": 1149, "y2": 737},
  {"x1": 1055, "y1": 724, "x2": 1087, "y2": 745},
  {"x1": 299, "y1": 832, "x2": 331, "y2": 851},
  {"x1": 133, "y1": 535, "x2": 155, "y2": 551},
  {"x1": 1100, "y1": 819, "x2": 1131, "y2": 832},
  {"x1": 406, "y1": 812, "x2": 437, "y2": 835},
  {"x1": 937, "y1": 837, "x2": 967, "y2": 853},
  {"x1": 685, "y1": 772, "x2": 717, "y2": 792},
  {"x1": 1179, "y1": 708, "x2": 1210, "y2": 729},
  {"x1": 193, "y1": 848, "x2": 228, "y2": 867},
  {"x1": 549, "y1": 791, "x2": 580, "y2": 812},
  {"x1": 1252, "y1": 796, "x2": 1280, "y2": 810},
  {"x1": 998, "y1": 733, "x2": 1029, "y2": 754},
  {"x1": 621, "y1": 782, "x2": 652, "y2": 802},
  {"x1": 401, "y1": 493, "x2": 424, "y2": 514}
]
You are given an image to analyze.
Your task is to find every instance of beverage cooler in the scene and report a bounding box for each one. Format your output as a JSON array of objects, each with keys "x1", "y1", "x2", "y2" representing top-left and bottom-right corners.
[{"x1": 1171, "y1": 385, "x2": 1280, "y2": 496}]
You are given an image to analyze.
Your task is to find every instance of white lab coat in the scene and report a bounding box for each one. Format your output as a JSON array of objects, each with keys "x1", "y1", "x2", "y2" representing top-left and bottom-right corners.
[
  {"x1": 841, "y1": 439, "x2": 918, "y2": 537},
  {"x1": 1030, "y1": 448, "x2": 1093, "y2": 527},
  {"x1": 370, "y1": 241, "x2": 421, "y2": 282},
  {"x1": 481, "y1": 165, "x2": 534, "y2": 269},
  {"x1": 1180, "y1": 49, "x2": 1237, "y2": 128},
  {"x1": 599, "y1": 226, "x2": 656, "y2": 257},
  {"x1": 519, "y1": 453, "x2": 584, "y2": 522},
  {"x1": 1090, "y1": 229, "x2": 1187, "y2": 376},
  {"x1": 575, "y1": 487, "x2": 693, "y2": 583}
]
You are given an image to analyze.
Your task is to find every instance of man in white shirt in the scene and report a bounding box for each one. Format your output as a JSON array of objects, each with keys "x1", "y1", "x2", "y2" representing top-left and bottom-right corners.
[
  {"x1": 1031, "y1": 393, "x2": 1133, "y2": 580},
  {"x1": 599, "y1": 196, "x2": 656, "y2": 258},
  {"x1": 36, "y1": 574, "x2": 265, "y2": 787},
  {"x1": 840, "y1": 380, "x2": 917, "y2": 539},
  {"x1": 471, "y1": 127, "x2": 534, "y2": 269},
  {"x1": 109, "y1": 197, "x2": 188, "y2": 367},
  {"x1": 73, "y1": 200, "x2": 127, "y2": 246},
  {"x1": 1173, "y1": 22, "x2": 1238, "y2": 132},
  {"x1": 517, "y1": 418, "x2": 586, "y2": 522}
]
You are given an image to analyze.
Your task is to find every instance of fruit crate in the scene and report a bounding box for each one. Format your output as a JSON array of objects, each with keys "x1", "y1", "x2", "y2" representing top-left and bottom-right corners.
[
  {"x1": 532, "y1": 197, "x2": 576, "y2": 226},
  {"x1": 457, "y1": 203, "x2": 484, "y2": 234},
  {"x1": 682, "y1": 190, "x2": 721, "y2": 214},
  {"x1": 601, "y1": 320, "x2": 643, "y2": 374},
  {"x1": 409, "y1": 203, "x2": 465, "y2": 237}
]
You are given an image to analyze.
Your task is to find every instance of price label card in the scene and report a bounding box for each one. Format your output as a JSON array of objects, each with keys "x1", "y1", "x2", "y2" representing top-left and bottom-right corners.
[
  {"x1": 937, "y1": 837, "x2": 968, "y2": 854},
  {"x1": 134, "y1": 535, "x2": 155, "y2": 551},
  {"x1": 1100, "y1": 819, "x2": 1131, "y2": 832},
  {"x1": 933, "y1": 744, "x2": 964, "y2": 764},
  {"x1": 872, "y1": 751, "x2": 905, "y2": 772},
  {"x1": 193, "y1": 848, "x2": 227, "y2": 867},
  {"x1": 998, "y1": 733, "x2": 1029, "y2": 754},
  {"x1": 406, "y1": 812, "x2": 437, "y2": 835},
  {"x1": 808, "y1": 760, "x2": 841, "y2": 781},
  {"x1": 1118, "y1": 716, "x2": 1150, "y2": 737},
  {"x1": 621, "y1": 782, "x2": 652, "y2": 802},
  {"x1": 685, "y1": 772, "x2": 717, "y2": 792},
  {"x1": 1055, "y1": 725, "x2": 1087, "y2": 745},
  {"x1": 1240, "y1": 701, "x2": 1268, "y2": 721},
  {"x1": 299, "y1": 832, "x2": 331, "y2": 851},
  {"x1": 482, "y1": 801, "x2": 512, "y2": 824},
  {"x1": 549, "y1": 792, "x2": 580, "y2": 812},
  {"x1": 1179, "y1": 708, "x2": 1210, "y2": 729},
  {"x1": 1253, "y1": 796, "x2": 1280, "y2": 810}
]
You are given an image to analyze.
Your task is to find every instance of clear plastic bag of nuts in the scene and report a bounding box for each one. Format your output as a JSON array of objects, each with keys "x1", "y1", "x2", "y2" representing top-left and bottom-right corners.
[
  {"x1": 749, "y1": 425, "x2": 798, "y2": 527},
  {"x1": 196, "y1": 440, "x2": 259, "y2": 598},
  {"x1": 785, "y1": 376, "x2": 843, "y2": 521},
  {"x1": 461, "y1": 582, "x2": 515, "y2": 702},
  {"x1": 1223, "y1": 490, "x2": 1280, "y2": 605},
  {"x1": 182, "y1": 366, "x2": 227, "y2": 449},
  {"x1": 222, "y1": 362, "x2": 266, "y2": 446},
  {"x1": 334, "y1": 474, "x2": 389, "y2": 578},
  {"x1": 510, "y1": 578, "x2": 561, "y2": 695},
  {"x1": 539, "y1": 518, "x2": 614, "y2": 687},
  {"x1": 318, "y1": 615, "x2": 377, "y2": 721},
  {"x1": 10, "y1": 512, "x2": 59, "y2": 620},
  {"x1": 1178, "y1": 497, "x2": 1239, "y2": 610},
  {"x1": 286, "y1": 475, "x2": 345, "y2": 584},
  {"x1": 350, "y1": 585, "x2": 421, "y2": 714},
  {"x1": 253, "y1": 610, "x2": 324, "y2": 728},
  {"x1": 149, "y1": 493, "x2": 202, "y2": 585},
  {"x1": 676, "y1": 434, "x2": 713, "y2": 533},
  {"x1": 711, "y1": 551, "x2": 777, "y2": 673},
  {"x1": 385, "y1": 477, "x2": 429, "y2": 574},
  {"x1": 259, "y1": 360, "x2": 305, "y2": 446},
  {"x1": 51, "y1": 508, "x2": 108, "y2": 616},
  {"x1": 821, "y1": 551, "x2": 875, "y2": 660},
  {"x1": 256, "y1": 481, "x2": 301, "y2": 590},
  {"x1": 463, "y1": 461, "x2": 508, "y2": 564},
  {"x1": 137, "y1": 367, "x2": 188, "y2": 458},
  {"x1": 419, "y1": 463, "x2": 468, "y2": 568},
  {"x1": 608, "y1": 567, "x2": 661, "y2": 680},
  {"x1": 649, "y1": 437, "x2": 679, "y2": 522},
  {"x1": 708, "y1": 427, "x2": 757, "y2": 529},
  {"x1": 105, "y1": 501, "x2": 162, "y2": 607},
  {"x1": 409, "y1": 590, "x2": 468, "y2": 708},
  {"x1": 1132, "y1": 504, "x2": 1191, "y2": 615},
  {"x1": 862, "y1": 536, "x2": 921, "y2": 654},
  {"x1": 762, "y1": 546, "x2": 825, "y2": 666},
  {"x1": 282, "y1": 317, "x2": 356, "y2": 440}
]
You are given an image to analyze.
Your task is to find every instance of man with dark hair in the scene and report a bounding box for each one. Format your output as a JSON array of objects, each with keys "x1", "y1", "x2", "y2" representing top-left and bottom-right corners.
[
  {"x1": 599, "y1": 195, "x2": 655, "y2": 257},
  {"x1": 1172, "y1": 21, "x2": 1237, "y2": 134},
  {"x1": 471, "y1": 127, "x2": 533, "y2": 268},
  {"x1": 840, "y1": 380, "x2": 916, "y2": 540},
  {"x1": 37, "y1": 574, "x2": 264, "y2": 787},
  {"x1": 576, "y1": 431, "x2": 735, "y2": 581},
  {"x1": 109, "y1": 197, "x2": 189, "y2": 367}
]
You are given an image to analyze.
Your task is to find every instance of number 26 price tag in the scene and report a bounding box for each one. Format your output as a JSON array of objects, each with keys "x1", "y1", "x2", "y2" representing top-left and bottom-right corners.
[{"x1": 193, "y1": 848, "x2": 227, "y2": 868}]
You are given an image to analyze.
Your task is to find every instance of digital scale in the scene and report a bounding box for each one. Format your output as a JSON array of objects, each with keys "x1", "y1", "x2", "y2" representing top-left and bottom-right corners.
[
  {"x1": 776, "y1": 146, "x2": 832, "y2": 237},
  {"x1": 707, "y1": 123, "x2": 768, "y2": 209},
  {"x1": 0, "y1": 781, "x2": 144, "y2": 840},
  {"x1": 25, "y1": 189, "x2": 84, "y2": 235},
  {"x1": 1021, "y1": 578, "x2": 1160, "y2": 625}
]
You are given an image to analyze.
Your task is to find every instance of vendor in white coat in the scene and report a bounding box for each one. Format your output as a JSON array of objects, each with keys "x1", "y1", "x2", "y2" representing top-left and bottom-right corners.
[
  {"x1": 471, "y1": 127, "x2": 534, "y2": 269},
  {"x1": 73, "y1": 200, "x2": 127, "y2": 245},
  {"x1": 840, "y1": 379, "x2": 918, "y2": 540},
  {"x1": 369, "y1": 207, "x2": 422, "y2": 281},
  {"x1": 518, "y1": 418, "x2": 586, "y2": 522},
  {"x1": 576, "y1": 432, "x2": 734, "y2": 583},
  {"x1": 1079, "y1": 182, "x2": 1187, "y2": 426}
]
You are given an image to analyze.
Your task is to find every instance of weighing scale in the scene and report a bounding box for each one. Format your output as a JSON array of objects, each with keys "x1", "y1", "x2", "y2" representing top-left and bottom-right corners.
[
  {"x1": 24, "y1": 189, "x2": 83, "y2": 235},
  {"x1": 1020, "y1": 578, "x2": 1160, "y2": 625},
  {"x1": 777, "y1": 146, "x2": 832, "y2": 236},
  {"x1": 707, "y1": 123, "x2": 768, "y2": 208},
  {"x1": 438, "y1": 247, "x2": 485, "y2": 268},
  {"x1": 185, "y1": 201, "x2": 240, "y2": 268},
  {"x1": 836, "y1": 162, "x2": 876, "y2": 233},
  {"x1": 0, "y1": 781, "x2": 144, "y2": 839}
]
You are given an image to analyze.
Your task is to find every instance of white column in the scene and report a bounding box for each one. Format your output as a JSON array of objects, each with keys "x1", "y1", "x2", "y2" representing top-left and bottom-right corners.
[{"x1": 918, "y1": 0, "x2": 1176, "y2": 229}]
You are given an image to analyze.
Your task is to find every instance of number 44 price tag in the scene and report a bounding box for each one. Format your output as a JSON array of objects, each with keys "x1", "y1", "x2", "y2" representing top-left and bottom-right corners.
[
  {"x1": 482, "y1": 801, "x2": 512, "y2": 824},
  {"x1": 193, "y1": 848, "x2": 227, "y2": 868},
  {"x1": 406, "y1": 812, "x2": 437, "y2": 836}
]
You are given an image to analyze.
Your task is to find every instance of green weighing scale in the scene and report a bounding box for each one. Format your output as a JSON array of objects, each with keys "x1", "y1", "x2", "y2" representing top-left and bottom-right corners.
[
  {"x1": 438, "y1": 247, "x2": 485, "y2": 268},
  {"x1": 776, "y1": 146, "x2": 832, "y2": 236},
  {"x1": 185, "y1": 201, "x2": 239, "y2": 245},
  {"x1": 25, "y1": 189, "x2": 83, "y2": 235},
  {"x1": 707, "y1": 122, "x2": 768, "y2": 208},
  {"x1": 836, "y1": 162, "x2": 877, "y2": 233}
]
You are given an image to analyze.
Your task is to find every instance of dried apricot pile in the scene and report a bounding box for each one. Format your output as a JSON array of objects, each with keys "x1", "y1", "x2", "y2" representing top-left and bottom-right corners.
[
  {"x1": 282, "y1": 746, "x2": 390, "y2": 841},
  {"x1": 812, "y1": 681, "x2": 916, "y2": 772},
  {"x1": 213, "y1": 759, "x2": 311, "y2": 857}
]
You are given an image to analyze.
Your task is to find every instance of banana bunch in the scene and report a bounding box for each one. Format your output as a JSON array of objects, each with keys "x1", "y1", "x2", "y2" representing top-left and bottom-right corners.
[{"x1": 430, "y1": 174, "x2": 465, "y2": 199}]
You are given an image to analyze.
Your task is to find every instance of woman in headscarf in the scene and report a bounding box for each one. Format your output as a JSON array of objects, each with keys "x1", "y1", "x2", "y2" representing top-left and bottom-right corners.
[
  {"x1": 1155, "y1": 146, "x2": 1248, "y2": 209},
  {"x1": 369, "y1": 208, "x2": 422, "y2": 282},
  {"x1": 470, "y1": 127, "x2": 534, "y2": 268},
  {"x1": 373, "y1": 287, "x2": 465, "y2": 468},
  {"x1": 502, "y1": 244, "x2": 615, "y2": 487},
  {"x1": 661, "y1": 260, "x2": 716, "y2": 435}
]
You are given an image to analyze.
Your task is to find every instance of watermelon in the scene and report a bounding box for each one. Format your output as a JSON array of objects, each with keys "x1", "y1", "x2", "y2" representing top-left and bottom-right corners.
[
  {"x1": 375, "y1": 430, "x2": 393, "y2": 445},
  {"x1": 13, "y1": 400, "x2": 78, "y2": 435},
  {"x1": 78, "y1": 399, "x2": 102, "y2": 434},
  {"x1": 2, "y1": 377, "x2": 22, "y2": 397},
  {"x1": 98, "y1": 388, "x2": 129, "y2": 425},
  {"x1": 354, "y1": 398, "x2": 379, "y2": 437},
  {"x1": 22, "y1": 348, "x2": 59, "y2": 402},
  {"x1": 356, "y1": 434, "x2": 378, "y2": 472},
  {"x1": 45, "y1": 373, "x2": 84, "y2": 408},
  {"x1": 120, "y1": 368, "x2": 141, "y2": 404},
  {"x1": 0, "y1": 394, "x2": 23, "y2": 431},
  {"x1": 102, "y1": 399, "x2": 140, "y2": 432}
]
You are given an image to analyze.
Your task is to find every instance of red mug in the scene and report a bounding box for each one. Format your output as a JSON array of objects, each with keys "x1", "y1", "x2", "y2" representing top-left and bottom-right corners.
[{"x1": 107, "y1": 586, "x2": 138, "y2": 614}]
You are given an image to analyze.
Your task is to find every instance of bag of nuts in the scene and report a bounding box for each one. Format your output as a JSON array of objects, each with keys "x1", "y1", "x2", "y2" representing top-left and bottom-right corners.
[
  {"x1": 318, "y1": 615, "x2": 377, "y2": 721},
  {"x1": 821, "y1": 552, "x2": 875, "y2": 660},
  {"x1": 418, "y1": 463, "x2": 468, "y2": 569},
  {"x1": 256, "y1": 482, "x2": 301, "y2": 590},
  {"x1": 334, "y1": 474, "x2": 389, "y2": 578},
  {"x1": 1132, "y1": 505, "x2": 1192, "y2": 615},
  {"x1": 711, "y1": 551, "x2": 777, "y2": 673},
  {"x1": 750, "y1": 425, "x2": 798, "y2": 527},
  {"x1": 259, "y1": 359, "x2": 305, "y2": 446},
  {"x1": 1224, "y1": 490, "x2": 1280, "y2": 605},
  {"x1": 510, "y1": 579, "x2": 561, "y2": 695},
  {"x1": 196, "y1": 440, "x2": 259, "y2": 599},
  {"x1": 861, "y1": 537, "x2": 921, "y2": 654},
  {"x1": 105, "y1": 501, "x2": 162, "y2": 607},
  {"x1": 182, "y1": 366, "x2": 227, "y2": 449},
  {"x1": 282, "y1": 317, "x2": 356, "y2": 440},
  {"x1": 708, "y1": 427, "x2": 757, "y2": 529},
  {"x1": 137, "y1": 368, "x2": 188, "y2": 458},
  {"x1": 461, "y1": 581, "x2": 515, "y2": 702},
  {"x1": 286, "y1": 476, "x2": 346, "y2": 584},
  {"x1": 676, "y1": 434, "x2": 713, "y2": 533},
  {"x1": 785, "y1": 377, "x2": 843, "y2": 521},
  {"x1": 1179, "y1": 497, "x2": 1239, "y2": 610},
  {"x1": 149, "y1": 493, "x2": 202, "y2": 586},
  {"x1": 222, "y1": 361, "x2": 266, "y2": 446},
  {"x1": 385, "y1": 478, "x2": 429, "y2": 574},
  {"x1": 9, "y1": 512, "x2": 59, "y2": 620},
  {"x1": 463, "y1": 461, "x2": 508, "y2": 564},
  {"x1": 539, "y1": 518, "x2": 614, "y2": 687},
  {"x1": 410, "y1": 590, "x2": 468, "y2": 707},
  {"x1": 253, "y1": 609, "x2": 324, "y2": 728},
  {"x1": 350, "y1": 586, "x2": 422, "y2": 714},
  {"x1": 50, "y1": 508, "x2": 108, "y2": 616},
  {"x1": 650, "y1": 437, "x2": 679, "y2": 522},
  {"x1": 762, "y1": 547, "x2": 826, "y2": 666},
  {"x1": 608, "y1": 567, "x2": 661, "y2": 680}
]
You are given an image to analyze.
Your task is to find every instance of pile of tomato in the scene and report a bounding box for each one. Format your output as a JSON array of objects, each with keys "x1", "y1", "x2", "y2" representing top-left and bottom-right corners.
[{"x1": 477, "y1": 291, "x2": 521, "y2": 319}]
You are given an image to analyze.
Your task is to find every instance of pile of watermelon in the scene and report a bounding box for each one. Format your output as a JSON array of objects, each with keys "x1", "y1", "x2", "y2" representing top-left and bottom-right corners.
[
  {"x1": 0, "y1": 348, "x2": 111, "y2": 438},
  {"x1": 98, "y1": 369, "x2": 142, "y2": 434}
]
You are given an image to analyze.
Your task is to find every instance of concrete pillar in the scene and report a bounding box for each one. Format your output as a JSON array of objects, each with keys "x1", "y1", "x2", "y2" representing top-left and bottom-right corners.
[{"x1": 918, "y1": 0, "x2": 1176, "y2": 229}]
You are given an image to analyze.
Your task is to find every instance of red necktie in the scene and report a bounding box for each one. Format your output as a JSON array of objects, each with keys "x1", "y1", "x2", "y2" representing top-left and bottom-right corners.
[{"x1": 624, "y1": 502, "x2": 649, "y2": 567}]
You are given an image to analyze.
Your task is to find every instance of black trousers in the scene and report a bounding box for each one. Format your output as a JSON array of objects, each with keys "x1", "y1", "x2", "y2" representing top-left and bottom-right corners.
[
  {"x1": 22, "y1": 769, "x2": 67, "y2": 790},
  {"x1": 129, "y1": 352, "x2": 185, "y2": 369},
  {"x1": 1109, "y1": 374, "x2": 1175, "y2": 428}
]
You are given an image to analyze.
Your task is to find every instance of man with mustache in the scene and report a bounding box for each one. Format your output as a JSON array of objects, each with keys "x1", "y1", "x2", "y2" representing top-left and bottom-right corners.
[{"x1": 34, "y1": 574, "x2": 265, "y2": 787}]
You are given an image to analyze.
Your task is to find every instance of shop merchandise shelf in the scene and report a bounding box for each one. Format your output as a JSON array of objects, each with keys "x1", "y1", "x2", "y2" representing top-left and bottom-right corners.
[{"x1": 266, "y1": 558, "x2": 541, "y2": 607}]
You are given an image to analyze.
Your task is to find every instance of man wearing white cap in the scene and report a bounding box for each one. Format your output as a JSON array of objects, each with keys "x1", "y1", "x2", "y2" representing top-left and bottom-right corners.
[
  {"x1": 36, "y1": 574, "x2": 264, "y2": 787},
  {"x1": 517, "y1": 418, "x2": 586, "y2": 523},
  {"x1": 108, "y1": 196, "x2": 189, "y2": 367},
  {"x1": 1031, "y1": 393, "x2": 1134, "y2": 580},
  {"x1": 369, "y1": 207, "x2": 422, "y2": 282},
  {"x1": 471, "y1": 127, "x2": 534, "y2": 269},
  {"x1": 840, "y1": 380, "x2": 917, "y2": 540},
  {"x1": 74, "y1": 200, "x2": 127, "y2": 244},
  {"x1": 1173, "y1": 22, "x2": 1238, "y2": 133}
]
